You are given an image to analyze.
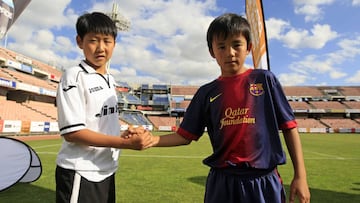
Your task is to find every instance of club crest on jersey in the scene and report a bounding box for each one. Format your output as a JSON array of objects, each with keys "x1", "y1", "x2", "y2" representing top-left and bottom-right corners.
[{"x1": 249, "y1": 83, "x2": 264, "y2": 96}]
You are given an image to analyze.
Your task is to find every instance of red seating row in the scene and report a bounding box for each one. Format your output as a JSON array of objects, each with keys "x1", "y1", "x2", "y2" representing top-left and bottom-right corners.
[{"x1": 0, "y1": 98, "x2": 56, "y2": 122}]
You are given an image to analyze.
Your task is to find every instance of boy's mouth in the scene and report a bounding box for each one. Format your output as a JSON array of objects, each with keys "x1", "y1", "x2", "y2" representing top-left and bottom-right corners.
[
  {"x1": 95, "y1": 55, "x2": 105, "y2": 59},
  {"x1": 225, "y1": 61, "x2": 237, "y2": 64}
]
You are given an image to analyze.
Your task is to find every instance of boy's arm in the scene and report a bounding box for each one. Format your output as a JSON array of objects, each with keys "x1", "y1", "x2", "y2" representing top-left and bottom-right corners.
[
  {"x1": 152, "y1": 133, "x2": 192, "y2": 147},
  {"x1": 283, "y1": 127, "x2": 311, "y2": 203},
  {"x1": 63, "y1": 128, "x2": 153, "y2": 150}
]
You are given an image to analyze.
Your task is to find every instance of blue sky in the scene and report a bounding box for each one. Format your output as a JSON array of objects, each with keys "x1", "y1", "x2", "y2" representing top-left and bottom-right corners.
[{"x1": 2, "y1": 0, "x2": 360, "y2": 86}]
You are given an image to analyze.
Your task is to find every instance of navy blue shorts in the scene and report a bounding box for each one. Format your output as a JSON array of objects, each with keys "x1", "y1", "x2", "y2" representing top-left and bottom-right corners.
[{"x1": 204, "y1": 167, "x2": 285, "y2": 203}]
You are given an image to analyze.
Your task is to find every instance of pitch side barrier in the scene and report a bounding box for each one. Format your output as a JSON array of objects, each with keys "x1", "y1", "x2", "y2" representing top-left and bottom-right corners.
[
  {"x1": 157, "y1": 125, "x2": 360, "y2": 134},
  {"x1": 0, "y1": 120, "x2": 59, "y2": 135},
  {"x1": 298, "y1": 127, "x2": 360, "y2": 133},
  {"x1": 120, "y1": 124, "x2": 153, "y2": 131},
  {"x1": 2, "y1": 121, "x2": 358, "y2": 134}
]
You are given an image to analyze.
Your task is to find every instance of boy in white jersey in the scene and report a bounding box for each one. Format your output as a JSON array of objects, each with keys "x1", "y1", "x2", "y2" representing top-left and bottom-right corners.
[{"x1": 56, "y1": 12, "x2": 153, "y2": 203}]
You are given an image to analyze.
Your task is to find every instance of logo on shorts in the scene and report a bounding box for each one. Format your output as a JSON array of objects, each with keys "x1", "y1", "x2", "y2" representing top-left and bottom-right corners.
[{"x1": 249, "y1": 83, "x2": 264, "y2": 96}]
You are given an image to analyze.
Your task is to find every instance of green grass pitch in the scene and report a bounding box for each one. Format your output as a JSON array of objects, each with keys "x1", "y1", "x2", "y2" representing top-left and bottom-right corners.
[{"x1": 0, "y1": 132, "x2": 359, "y2": 202}]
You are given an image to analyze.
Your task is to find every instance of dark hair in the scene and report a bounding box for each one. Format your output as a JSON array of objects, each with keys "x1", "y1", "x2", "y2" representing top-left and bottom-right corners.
[
  {"x1": 207, "y1": 13, "x2": 251, "y2": 52},
  {"x1": 76, "y1": 12, "x2": 117, "y2": 39}
]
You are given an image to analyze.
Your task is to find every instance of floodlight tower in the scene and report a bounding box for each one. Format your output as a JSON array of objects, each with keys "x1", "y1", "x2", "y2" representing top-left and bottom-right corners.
[
  {"x1": 108, "y1": 1, "x2": 130, "y2": 32},
  {"x1": 105, "y1": 1, "x2": 130, "y2": 72}
]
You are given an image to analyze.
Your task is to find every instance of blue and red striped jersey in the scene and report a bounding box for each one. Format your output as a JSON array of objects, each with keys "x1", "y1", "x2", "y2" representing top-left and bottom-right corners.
[{"x1": 177, "y1": 69, "x2": 297, "y2": 169}]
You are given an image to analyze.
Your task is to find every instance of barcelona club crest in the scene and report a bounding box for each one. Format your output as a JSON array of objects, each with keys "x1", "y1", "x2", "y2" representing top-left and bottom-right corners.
[{"x1": 249, "y1": 83, "x2": 264, "y2": 96}]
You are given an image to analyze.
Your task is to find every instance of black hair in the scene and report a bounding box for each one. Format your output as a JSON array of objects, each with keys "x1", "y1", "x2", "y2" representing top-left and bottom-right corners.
[
  {"x1": 76, "y1": 12, "x2": 117, "y2": 39},
  {"x1": 207, "y1": 13, "x2": 251, "y2": 52}
]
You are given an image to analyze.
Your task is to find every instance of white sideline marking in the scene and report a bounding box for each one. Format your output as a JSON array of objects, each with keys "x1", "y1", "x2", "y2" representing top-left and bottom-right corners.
[
  {"x1": 304, "y1": 157, "x2": 359, "y2": 160},
  {"x1": 36, "y1": 152, "x2": 204, "y2": 159},
  {"x1": 121, "y1": 154, "x2": 204, "y2": 159},
  {"x1": 34, "y1": 145, "x2": 358, "y2": 160},
  {"x1": 33, "y1": 144, "x2": 61, "y2": 149},
  {"x1": 305, "y1": 150, "x2": 346, "y2": 160},
  {"x1": 37, "y1": 152, "x2": 58, "y2": 155},
  {"x1": 35, "y1": 152, "x2": 359, "y2": 160}
]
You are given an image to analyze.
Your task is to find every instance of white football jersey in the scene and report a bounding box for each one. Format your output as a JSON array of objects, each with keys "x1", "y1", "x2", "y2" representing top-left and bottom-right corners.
[{"x1": 56, "y1": 60, "x2": 120, "y2": 181}]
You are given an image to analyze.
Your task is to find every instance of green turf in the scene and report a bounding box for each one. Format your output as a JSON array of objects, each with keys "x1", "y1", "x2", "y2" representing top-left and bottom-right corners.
[{"x1": 0, "y1": 133, "x2": 359, "y2": 202}]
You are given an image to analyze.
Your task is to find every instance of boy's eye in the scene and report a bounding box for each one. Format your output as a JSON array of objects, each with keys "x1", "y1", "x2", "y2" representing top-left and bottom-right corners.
[
  {"x1": 217, "y1": 45, "x2": 225, "y2": 50},
  {"x1": 233, "y1": 43, "x2": 242, "y2": 48}
]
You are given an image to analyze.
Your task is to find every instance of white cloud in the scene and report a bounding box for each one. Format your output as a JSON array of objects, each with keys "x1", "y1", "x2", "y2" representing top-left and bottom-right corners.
[
  {"x1": 305, "y1": 24, "x2": 338, "y2": 48},
  {"x1": 346, "y1": 70, "x2": 360, "y2": 83},
  {"x1": 329, "y1": 70, "x2": 347, "y2": 79},
  {"x1": 288, "y1": 54, "x2": 348, "y2": 81},
  {"x1": 352, "y1": 0, "x2": 360, "y2": 6},
  {"x1": 294, "y1": 4, "x2": 322, "y2": 22},
  {"x1": 33, "y1": 30, "x2": 55, "y2": 48},
  {"x1": 266, "y1": 18, "x2": 337, "y2": 49},
  {"x1": 104, "y1": 0, "x2": 219, "y2": 85},
  {"x1": 4, "y1": 0, "x2": 78, "y2": 69},
  {"x1": 290, "y1": 55, "x2": 331, "y2": 73},
  {"x1": 282, "y1": 28, "x2": 309, "y2": 49},
  {"x1": 12, "y1": 0, "x2": 75, "y2": 30},
  {"x1": 293, "y1": 0, "x2": 335, "y2": 22},
  {"x1": 336, "y1": 36, "x2": 360, "y2": 59},
  {"x1": 265, "y1": 18, "x2": 290, "y2": 40},
  {"x1": 282, "y1": 24, "x2": 337, "y2": 49},
  {"x1": 278, "y1": 73, "x2": 309, "y2": 86},
  {"x1": 54, "y1": 36, "x2": 76, "y2": 54},
  {"x1": 109, "y1": 67, "x2": 162, "y2": 85},
  {"x1": 1, "y1": 0, "x2": 358, "y2": 87},
  {"x1": 285, "y1": 35, "x2": 360, "y2": 85}
]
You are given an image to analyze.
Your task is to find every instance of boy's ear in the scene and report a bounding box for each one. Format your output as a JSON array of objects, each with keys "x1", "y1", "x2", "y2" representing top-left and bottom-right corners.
[
  {"x1": 209, "y1": 48, "x2": 215, "y2": 58},
  {"x1": 247, "y1": 42, "x2": 252, "y2": 54},
  {"x1": 76, "y1": 35, "x2": 83, "y2": 49}
]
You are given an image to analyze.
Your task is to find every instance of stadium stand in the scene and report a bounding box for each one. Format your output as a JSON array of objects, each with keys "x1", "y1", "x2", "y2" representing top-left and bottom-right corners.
[
  {"x1": 309, "y1": 101, "x2": 347, "y2": 109},
  {"x1": 1, "y1": 68, "x2": 56, "y2": 90},
  {"x1": 289, "y1": 101, "x2": 312, "y2": 110},
  {"x1": 320, "y1": 118, "x2": 359, "y2": 129},
  {"x1": 0, "y1": 99, "x2": 54, "y2": 121},
  {"x1": 0, "y1": 47, "x2": 359, "y2": 134},
  {"x1": 343, "y1": 101, "x2": 360, "y2": 109},
  {"x1": 283, "y1": 86, "x2": 324, "y2": 97},
  {"x1": 295, "y1": 118, "x2": 325, "y2": 128}
]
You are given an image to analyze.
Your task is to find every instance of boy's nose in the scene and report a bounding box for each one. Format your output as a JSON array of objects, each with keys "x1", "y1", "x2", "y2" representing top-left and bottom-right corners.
[
  {"x1": 227, "y1": 47, "x2": 236, "y2": 56},
  {"x1": 97, "y1": 41, "x2": 105, "y2": 51}
]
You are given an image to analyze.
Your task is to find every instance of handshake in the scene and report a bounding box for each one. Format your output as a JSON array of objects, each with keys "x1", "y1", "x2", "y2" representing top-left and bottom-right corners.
[{"x1": 120, "y1": 126, "x2": 158, "y2": 150}]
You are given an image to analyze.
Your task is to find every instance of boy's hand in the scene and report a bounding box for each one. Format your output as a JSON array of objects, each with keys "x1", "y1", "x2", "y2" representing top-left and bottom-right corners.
[
  {"x1": 122, "y1": 126, "x2": 155, "y2": 150},
  {"x1": 289, "y1": 177, "x2": 310, "y2": 203},
  {"x1": 120, "y1": 126, "x2": 146, "y2": 138}
]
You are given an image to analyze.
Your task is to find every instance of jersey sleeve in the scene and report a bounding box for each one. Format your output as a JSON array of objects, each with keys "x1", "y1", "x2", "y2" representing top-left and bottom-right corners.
[
  {"x1": 56, "y1": 68, "x2": 86, "y2": 135},
  {"x1": 267, "y1": 71, "x2": 297, "y2": 130},
  {"x1": 177, "y1": 87, "x2": 207, "y2": 141}
]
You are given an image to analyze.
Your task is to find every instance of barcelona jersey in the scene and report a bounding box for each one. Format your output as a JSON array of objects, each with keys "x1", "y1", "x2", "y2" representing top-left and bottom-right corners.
[{"x1": 177, "y1": 69, "x2": 297, "y2": 169}]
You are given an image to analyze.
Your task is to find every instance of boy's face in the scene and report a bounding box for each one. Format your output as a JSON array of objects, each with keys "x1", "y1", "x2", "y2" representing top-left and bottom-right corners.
[
  {"x1": 76, "y1": 32, "x2": 116, "y2": 74},
  {"x1": 210, "y1": 33, "x2": 250, "y2": 77}
]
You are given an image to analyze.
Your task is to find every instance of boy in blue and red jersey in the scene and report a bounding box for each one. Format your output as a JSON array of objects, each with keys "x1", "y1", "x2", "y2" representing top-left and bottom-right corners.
[{"x1": 151, "y1": 13, "x2": 310, "y2": 203}]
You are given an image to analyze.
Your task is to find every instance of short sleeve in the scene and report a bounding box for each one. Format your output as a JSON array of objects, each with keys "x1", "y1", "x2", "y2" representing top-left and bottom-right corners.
[{"x1": 56, "y1": 68, "x2": 86, "y2": 134}]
